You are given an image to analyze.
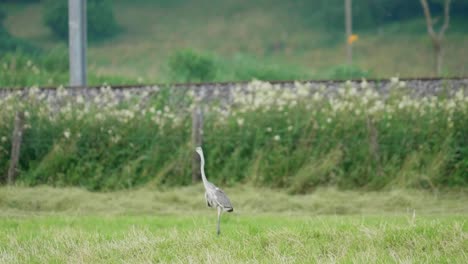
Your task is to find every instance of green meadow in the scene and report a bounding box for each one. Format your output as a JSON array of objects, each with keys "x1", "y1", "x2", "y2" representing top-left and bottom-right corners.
[{"x1": 1, "y1": 186, "x2": 467, "y2": 263}]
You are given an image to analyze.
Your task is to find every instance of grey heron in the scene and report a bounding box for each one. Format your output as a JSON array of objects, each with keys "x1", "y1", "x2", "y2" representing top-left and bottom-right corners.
[{"x1": 195, "y1": 147, "x2": 233, "y2": 235}]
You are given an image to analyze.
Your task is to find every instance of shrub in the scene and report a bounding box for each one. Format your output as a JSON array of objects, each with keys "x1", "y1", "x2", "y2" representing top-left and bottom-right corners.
[
  {"x1": 43, "y1": 0, "x2": 119, "y2": 41},
  {"x1": 168, "y1": 49, "x2": 216, "y2": 82},
  {"x1": 0, "y1": 8, "x2": 39, "y2": 54},
  {"x1": 0, "y1": 80, "x2": 466, "y2": 191}
]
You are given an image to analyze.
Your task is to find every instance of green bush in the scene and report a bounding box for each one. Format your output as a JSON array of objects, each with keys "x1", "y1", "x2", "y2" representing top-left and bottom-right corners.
[
  {"x1": 0, "y1": 8, "x2": 39, "y2": 54},
  {"x1": 168, "y1": 49, "x2": 216, "y2": 82},
  {"x1": 0, "y1": 81, "x2": 466, "y2": 190},
  {"x1": 43, "y1": 0, "x2": 120, "y2": 41}
]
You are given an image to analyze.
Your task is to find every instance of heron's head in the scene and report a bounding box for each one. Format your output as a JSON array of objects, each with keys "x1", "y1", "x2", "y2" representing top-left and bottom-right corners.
[{"x1": 195, "y1": 147, "x2": 203, "y2": 156}]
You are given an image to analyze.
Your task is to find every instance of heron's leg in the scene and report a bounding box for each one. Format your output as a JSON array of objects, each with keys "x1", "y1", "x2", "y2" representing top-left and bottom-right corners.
[{"x1": 217, "y1": 206, "x2": 221, "y2": 235}]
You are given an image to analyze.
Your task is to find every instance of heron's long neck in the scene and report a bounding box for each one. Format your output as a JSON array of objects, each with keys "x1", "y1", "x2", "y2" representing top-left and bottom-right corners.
[{"x1": 198, "y1": 152, "x2": 209, "y2": 187}]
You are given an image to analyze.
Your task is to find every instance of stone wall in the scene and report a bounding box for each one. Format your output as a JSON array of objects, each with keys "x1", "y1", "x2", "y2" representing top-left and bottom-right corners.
[{"x1": 1, "y1": 78, "x2": 467, "y2": 104}]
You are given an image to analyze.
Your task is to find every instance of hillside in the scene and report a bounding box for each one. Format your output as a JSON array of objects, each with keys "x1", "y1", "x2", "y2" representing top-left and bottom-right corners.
[{"x1": 1, "y1": 0, "x2": 467, "y2": 84}]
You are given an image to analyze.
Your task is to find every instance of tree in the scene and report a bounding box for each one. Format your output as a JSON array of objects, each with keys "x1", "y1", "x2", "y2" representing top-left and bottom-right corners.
[
  {"x1": 345, "y1": 0, "x2": 352, "y2": 64},
  {"x1": 419, "y1": 0, "x2": 451, "y2": 76}
]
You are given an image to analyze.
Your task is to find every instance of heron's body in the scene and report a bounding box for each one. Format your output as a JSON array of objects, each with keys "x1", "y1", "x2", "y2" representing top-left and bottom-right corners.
[
  {"x1": 195, "y1": 147, "x2": 233, "y2": 235},
  {"x1": 204, "y1": 182, "x2": 234, "y2": 212}
]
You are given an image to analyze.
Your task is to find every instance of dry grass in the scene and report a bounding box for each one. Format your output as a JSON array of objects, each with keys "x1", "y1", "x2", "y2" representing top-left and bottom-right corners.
[{"x1": 0, "y1": 185, "x2": 466, "y2": 216}]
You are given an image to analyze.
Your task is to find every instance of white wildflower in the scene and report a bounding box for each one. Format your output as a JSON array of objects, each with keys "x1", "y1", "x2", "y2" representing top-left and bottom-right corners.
[
  {"x1": 455, "y1": 89, "x2": 464, "y2": 101},
  {"x1": 398, "y1": 102, "x2": 405, "y2": 109},
  {"x1": 237, "y1": 118, "x2": 244, "y2": 126},
  {"x1": 312, "y1": 92, "x2": 322, "y2": 101},
  {"x1": 123, "y1": 91, "x2": 131, "y2": 100},
  {"x1": 1, "y1": 136, "x2": 7, "y2": 142},
  {"x1": 64, "y1": 130, "x2": 71, "y2": 139},
  {"x1": 360, "y1": 79, "x2": 368, "y2": 89},
  {"x1": 273, "y1": 135, "x2": 281, "y2": 141},
  {"x1": 288, "y1": 125, "x2": 293, "y2": 131},
  {"x1": 76, "y1": 95, "x2": 84, "y2": 104},
  {"x1": 266, "y1": 127, "x2": 272, "y2": 132},
  {"x1": 111, "y1": 135, "x2": 121, "y2": 143}
]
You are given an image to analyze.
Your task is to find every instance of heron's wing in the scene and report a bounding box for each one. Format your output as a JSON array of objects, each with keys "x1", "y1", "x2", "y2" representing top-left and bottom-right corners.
[
  {"x1": 205, "y1": 192, "x2": 212, "y2": 207},
  {"x1": 214, "y1": 188, "x2": 233, "y2": 211}
]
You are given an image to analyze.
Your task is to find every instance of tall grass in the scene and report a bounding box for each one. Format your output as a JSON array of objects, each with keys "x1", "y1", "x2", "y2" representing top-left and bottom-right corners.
[{"x1": 0, "y1": 80, "x2": 467, "y2": 191}]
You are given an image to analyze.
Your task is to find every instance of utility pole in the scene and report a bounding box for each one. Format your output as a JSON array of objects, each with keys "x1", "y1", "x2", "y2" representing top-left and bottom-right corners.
[
  {"x1": 345, "y1": 0, "x2": 352, "y2": 65},
  {"x1": 68, "y1": 0, "x2": 87, "y2": 86}
]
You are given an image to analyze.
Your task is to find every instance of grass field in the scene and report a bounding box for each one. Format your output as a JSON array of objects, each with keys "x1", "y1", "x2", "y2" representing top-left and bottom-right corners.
[
  {"x1": 0, "y1": 186, "x2": 467, "y2": 263},
  {"x1": 1, "y1": 0, "x2": 468, "y2": 81}
]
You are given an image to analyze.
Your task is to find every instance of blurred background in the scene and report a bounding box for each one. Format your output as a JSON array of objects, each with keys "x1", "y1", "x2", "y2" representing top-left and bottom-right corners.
[{"x1": 1, "y1": 0, "x2": 467, "y2": 87}]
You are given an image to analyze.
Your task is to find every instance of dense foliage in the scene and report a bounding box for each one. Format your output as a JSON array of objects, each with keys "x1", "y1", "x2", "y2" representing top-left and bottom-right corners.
[
  {"x1": 0, "y1": 9, "x2": 39, "y2": 54},
  {"x1": 43, "y1": 0, "x2": 119, "y2": 41},
  {"x1": 295, "y1": 0, "x2": 468, "y2": 30},
  {"x1": 168, "y1": 50, "x2": 217, "y2": 82},
  {"x1": 0, "y1": 79, "x2": 466, "y2": 191}
]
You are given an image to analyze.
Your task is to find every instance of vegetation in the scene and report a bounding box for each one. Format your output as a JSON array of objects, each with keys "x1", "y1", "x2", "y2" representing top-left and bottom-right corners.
[
  {"x1": 0, "y1": 80, "x2": 466, "y2": 191},
  {"x1": 0, "y1": 8, "x2": 38, "y2": 54},
  {"x1": 0, "y1": 186, "x2": 467, "y2": 263},
  {"x1": 2, "y1": 214, "x2": 466, "y2": 263},
  {"x1": 0, "y1": 51, "x2": 138, "y2": 87},
  {"x1": 2, "y1": 0, "x2": 468, "y2": 82},
  {"x1": 167, "y1": 50, "x2": 307, "y2": 83},
  {"x1": 296, "y1": 0, "x2": 468, "y2": 30},
  {"x1": 43, "y1": 0, "x2": 119, "y2": 41},
  {"x1": 168, "y1": 49, "x2": 217, "y2": 82},
  {"x1": 1, "y1": 185, "x2": 467, "y2": 216}
]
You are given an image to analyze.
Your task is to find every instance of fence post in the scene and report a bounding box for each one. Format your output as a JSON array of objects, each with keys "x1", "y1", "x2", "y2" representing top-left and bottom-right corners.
[
  {"x1": 7, "y1": 111, "x2": 25, "y2": 185},
  {"x1": 192, "y1": 103, "x2": 204, "y2": 183}
]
